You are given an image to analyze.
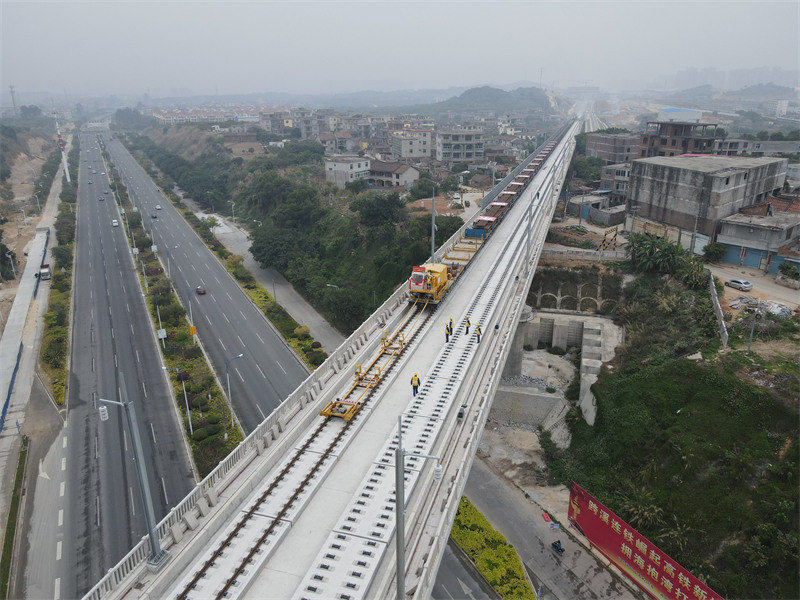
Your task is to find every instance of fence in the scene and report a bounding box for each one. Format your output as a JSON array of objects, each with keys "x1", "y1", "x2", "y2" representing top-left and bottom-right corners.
[
  {"x1": 707, "y1": 271, "x2": 728, "y2": 348},
  {"x1": 0, "y1": 343, "x2": 24, "y2": 436},
  {"x1": 541, "y1": 247, "x2": 626, "y2": 262}
]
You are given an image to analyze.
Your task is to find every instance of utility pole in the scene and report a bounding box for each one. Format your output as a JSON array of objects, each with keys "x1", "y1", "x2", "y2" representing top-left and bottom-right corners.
[
  {"x1": 430, "y1": 186, "x2": 437, "y2": 264},
  {"x1": 98, "y1": 372, "x2": 166, "y2": 566},
  {"x1": 628, "y1": 204, "x2": 638, "y2": 235}
]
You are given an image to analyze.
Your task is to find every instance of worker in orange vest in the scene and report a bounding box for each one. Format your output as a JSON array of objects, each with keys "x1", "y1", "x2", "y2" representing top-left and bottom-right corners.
[
  {"x1": 410, "y1": 373, "x2": 420, "y2": 397},
  {"x1": 476, "y1": 323, "x2": 482, "y2": 343},
  {"x1": 465, "y1": 315, "x2": 471, "y2": 335},
  {"x1": 445, "y1": 323, "x2": 451, "y2": 343}
]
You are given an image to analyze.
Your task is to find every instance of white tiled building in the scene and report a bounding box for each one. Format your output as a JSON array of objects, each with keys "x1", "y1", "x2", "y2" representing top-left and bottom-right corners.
[{"x1": 325, "y1": 156, "x2": 371, "y2": 189}]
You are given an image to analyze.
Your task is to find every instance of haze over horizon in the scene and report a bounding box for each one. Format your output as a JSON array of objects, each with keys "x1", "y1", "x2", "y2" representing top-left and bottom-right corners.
[{"x1": 2, "y1": 1, "x2": 798, "y2": 100}]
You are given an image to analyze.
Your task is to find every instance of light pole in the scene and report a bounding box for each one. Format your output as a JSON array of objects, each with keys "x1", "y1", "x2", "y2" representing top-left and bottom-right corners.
[
  {"x1": 165, "y1": 244, "x2": 179, "y2": 278},
  {"x1": 143, "y1": 293, "x2": 165, "y2": 349},
  {"x1": 98, "y1": 371, "x2": 166, "y2": 566},
  {"x1": 223, "y1": 353, "x2": 244, "y2": 440},
  {"x1": 394, "y1": 415, "x2": 442, "y2": 600},
  {"x1": 5, "y1": 252, "x2": 16, "y2": 279},
  {"x1": 228, "y1": 200, "x2": 235, "y2": 220},
  {"x1": 163, "y1": 366, "x2": 193, "y2": 436},
  {"x1": 32, "y1": 193, "x2": 40, "y2": 212}
]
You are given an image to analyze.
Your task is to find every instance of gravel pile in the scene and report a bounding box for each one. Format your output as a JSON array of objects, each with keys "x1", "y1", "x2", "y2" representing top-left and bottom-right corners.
[{"x1": 501, "y1": 374, "x2": 548, "y2": 389}]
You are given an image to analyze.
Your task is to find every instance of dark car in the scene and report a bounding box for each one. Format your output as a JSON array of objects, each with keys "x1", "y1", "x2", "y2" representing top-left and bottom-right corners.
[
  {"x1": 195, "y1": 286, "x2": 206, "y2": 295},
  {"x1": 151, "y1": 213, "x2": 158, "y2": 219}
]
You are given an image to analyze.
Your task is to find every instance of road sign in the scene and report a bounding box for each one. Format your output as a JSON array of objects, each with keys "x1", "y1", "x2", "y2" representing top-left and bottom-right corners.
[
  {"x1": 189, "y1": 326, "x2": 197, "y2": 335},
  {"x1": 157, "y1": 329, "x2": 167, "y2": 340}
]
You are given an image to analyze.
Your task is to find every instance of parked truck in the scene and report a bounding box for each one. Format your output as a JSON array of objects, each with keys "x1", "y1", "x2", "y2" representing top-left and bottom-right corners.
[{"x1": 38, "y1": 263, "x2": 52, "y2": 280}]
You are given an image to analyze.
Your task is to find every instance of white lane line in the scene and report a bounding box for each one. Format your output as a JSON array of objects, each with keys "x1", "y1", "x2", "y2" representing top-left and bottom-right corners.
[
  {"x1": 135, "y1": 350, "x2": 140, "y2": 363},
  {"x1": 235, "y1": 367, "x2": 243, "y2": 381},
  {"x1": 239, "y1": 310, "x2": 245, "y2": 319},
  {"x1": 223, "y1": 313, "x2": 230, "y2": 324},
  {"x1": 256, "y1": 404, "x2": 266, "y2": 419},
  {"x1": 56, "y1": 540, "x2": 62, "y2": 561},
  {"x1": 161, "y1": 477, "x2": 168, "y2": 505},
  {"x1": 58, "y1": 508, "x2": 64, "y2": 527},
  {"x1": 225, "y1": 291, "x2": 232, "y2": 301},
  {"x1": 60, "y1": 481, "x2": 65, "y2": 497},
  {"x1": 54, "y1": 578, "x2": 61, "y2": 600},
  {"x1": 214, "y1": 276, "x2": 221, "y2": 285},
  {"x1": 62, "y1": 436, "x2": 67, "y2": 448},
  {"x1": 150, "y1": 422, "x2": 157, "y2": 445},
  {"x1": 205, "y1": 314, "x2": 212, "y2": 325},
  {"x1": 142, "y1": 380, "x2": 147, "y2": 397},
  {"x1": 61, "y1": 457, "x2": 66, "y2": 471},
  {"x1": 129, "y1": 486, "x2": 136, "y2": 516},
  {"x1": 96, "y1": 497, "x2": 101, "y2": 526},
  {"x1": 237, "y1": 335, "x2": 244, "y2": 346},
  {"x1": 255, "y1": 332, "x2": 264, "y2": 344},
  {"x1": 219, "y1": 338, "x2": 227, "y2": 352},
  {"x1": 276, "y1": 361, "x2": 287, "y2": 375},
  {"x1": 256, "y1": 364, "x2": 266, "y2": 378}
]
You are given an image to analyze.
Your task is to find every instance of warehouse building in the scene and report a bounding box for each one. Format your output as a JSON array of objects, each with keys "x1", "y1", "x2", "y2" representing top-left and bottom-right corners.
[{"x1": 627, "y1": 155, "x2": 788, "y2": 235}]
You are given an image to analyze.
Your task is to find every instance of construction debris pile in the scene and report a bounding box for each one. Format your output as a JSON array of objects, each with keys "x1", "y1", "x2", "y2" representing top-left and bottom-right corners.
[{"x1": 728, "y1": 295, "x2": 793, "y2": 318}]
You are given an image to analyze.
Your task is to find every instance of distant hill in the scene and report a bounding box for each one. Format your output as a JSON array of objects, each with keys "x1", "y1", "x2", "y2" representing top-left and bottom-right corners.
[
  {"x1": 724, "y1": 83, "x2": 796, "y2": 100},
  {"x1": 407, "y1": 85, "x2": 562, "y2": 115},
  {"x1": 665, "y1": 82, "x2": 796, "y2": 106}
]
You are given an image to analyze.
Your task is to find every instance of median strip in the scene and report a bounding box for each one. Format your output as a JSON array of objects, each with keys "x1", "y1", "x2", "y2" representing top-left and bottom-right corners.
[
  {"x1": 104, "y1": 152, "x2": 241, "y2": 476},
  {"x1": 114, "y1": 135, "x2": 328, "y2": 369}
]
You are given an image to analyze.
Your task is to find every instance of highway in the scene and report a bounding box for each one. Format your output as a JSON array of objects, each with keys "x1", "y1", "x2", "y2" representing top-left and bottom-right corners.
[
  {"x1": 23, "y1": 129, "x2": 195, "y2": 600},
  {"x1": 100, "y1": 130, "x2": 308, "y2": 432}
]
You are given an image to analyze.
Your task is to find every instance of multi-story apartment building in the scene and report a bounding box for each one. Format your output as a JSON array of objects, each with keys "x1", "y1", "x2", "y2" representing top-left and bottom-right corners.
[
  {"x1": 586, "y1": 132, "x2": 641, "y2": 164},
  {"x1": 368, "y1": 161, "x2": 420, "y2": 189},
  {"x1": 714, "y1": 138, "x2": 800, "y2": 157},
  {"x1": 435, "y1": 127, "x2": 484, "y2": 162},
  {"x1": 390, "y1": 129, "x2": 432, "y2": 159},
  {"x1": 639, "y1": 121, "x2": 720, "y2": 158},
  {"x1": 324, "y1": 155, "x2": 371, "y2": 189},
  {"x1": 600, "y1": 162, "x2": 631, "y2": 202}
]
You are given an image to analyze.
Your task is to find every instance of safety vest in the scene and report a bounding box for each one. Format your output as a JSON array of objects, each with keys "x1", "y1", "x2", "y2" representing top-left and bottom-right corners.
[{"x1": 411, "y1": 376, "x2": 420, "y2": 386}]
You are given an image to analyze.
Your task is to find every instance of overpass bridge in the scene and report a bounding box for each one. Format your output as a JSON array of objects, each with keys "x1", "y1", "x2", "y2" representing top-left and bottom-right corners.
[{"x1": 82, "y1": 118, "x2": 581, "y2": 600}]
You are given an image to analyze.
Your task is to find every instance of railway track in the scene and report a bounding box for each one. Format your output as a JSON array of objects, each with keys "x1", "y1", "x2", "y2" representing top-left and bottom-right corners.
[{"x1": 177, "y1": 300, "x2": 435, "y2": 600}]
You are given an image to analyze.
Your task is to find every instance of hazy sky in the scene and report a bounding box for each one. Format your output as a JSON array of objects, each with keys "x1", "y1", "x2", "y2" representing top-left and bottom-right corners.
[{"x1": 2, "y1": 1, "x2": 798, "y2": 97}]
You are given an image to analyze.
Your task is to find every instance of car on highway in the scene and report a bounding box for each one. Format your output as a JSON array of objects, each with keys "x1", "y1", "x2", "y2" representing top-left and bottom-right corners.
[
  {"x1": 151, "y1": 213, "x2": 158, "y2": 219},
  {"x1": 195, "y1": 285, "x2": 206, "y2": 295},
  {"x1": 155, "y1": 204, "x2": 162, "y2": 210},
  {"x1": 88, "y1": 179, "x2": 93, "y2": 184},
  {"x1": 98, "y1": 196, "x2": 104, "y2": 201},
  {"x1": 111, "y1": 219, "x2": 119, "y2": 227},
  {"x1": 725, "y1": 278, "x2": 753, "y2": 291}
]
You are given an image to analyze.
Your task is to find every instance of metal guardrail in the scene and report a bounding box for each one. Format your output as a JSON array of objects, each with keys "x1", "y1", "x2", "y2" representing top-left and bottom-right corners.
[
  {"x1": 81, "y1": 121, "x2": 576, "y2": 600},
  {"x1": 32, "y1": 227, "x2": 50, "y2": 299}
]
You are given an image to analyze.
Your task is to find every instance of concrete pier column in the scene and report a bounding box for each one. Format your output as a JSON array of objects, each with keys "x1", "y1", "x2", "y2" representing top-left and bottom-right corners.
[{"x1": 501, "y1": 305, "x2": 533, "y2": 379}]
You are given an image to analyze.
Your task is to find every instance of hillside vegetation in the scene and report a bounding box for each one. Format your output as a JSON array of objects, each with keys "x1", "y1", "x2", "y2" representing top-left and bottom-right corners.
[{"x1": 542, "y1": 266, "x2": 799, "y2": 599}]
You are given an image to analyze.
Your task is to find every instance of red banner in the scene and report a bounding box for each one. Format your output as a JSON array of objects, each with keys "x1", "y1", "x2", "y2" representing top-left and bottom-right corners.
[{"x1": 568, "y1": 483, "x2": 724, "y2": 600}]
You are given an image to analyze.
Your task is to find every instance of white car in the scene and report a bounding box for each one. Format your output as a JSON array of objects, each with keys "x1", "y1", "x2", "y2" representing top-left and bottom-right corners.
[
  {"x1": 111, "y1": 219, "x2": 119, "y2": 227},
  {"x1": 725, "y1": 279, "x2": 753, "y2": 292},
  {"x1": 155, "y1": 204, "x2": 162, "y2": 210}
]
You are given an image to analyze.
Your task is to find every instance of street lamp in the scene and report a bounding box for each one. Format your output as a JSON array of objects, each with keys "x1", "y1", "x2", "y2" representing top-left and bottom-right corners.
[
  {"x1": 394, "y1": 415, "x2": 442, "y2": 600},
  {"x1": 163, "y1": 366, "x2": 193, "y2": 436},
  {"x1": 98, "y1": 371, "x2": 166, "y2": 567},
  {"x1": 164, "y1": 244, "x2": 179, "y2": 278},
  {"x1": 143, "y1": 293, "x2": 165, "y2": 349},
  {"x1": 223, "y1": 353, "x2": 244, "y2": 440}
]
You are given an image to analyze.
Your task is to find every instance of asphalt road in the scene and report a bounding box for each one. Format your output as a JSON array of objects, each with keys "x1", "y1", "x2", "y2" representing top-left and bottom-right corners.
[
  {"x1": 432, "y1": 543, "x2": 492, "y2": 600},
  {"x1": 465, "y1": 458, "x2": 640, "y2": 600},
  {"x1": 100, "y1": 129, "x2": 308, "y2": 432},
  {"x1": 23, "y1": 129, "x2": 195, "y2": 600}
]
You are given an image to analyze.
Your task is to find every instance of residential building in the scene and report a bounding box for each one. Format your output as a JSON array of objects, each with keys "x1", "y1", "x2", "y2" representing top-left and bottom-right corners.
[
  {"x1": 324, "y1": 155, "x2": 371, "y2": 189},
  {"x1": 639, "y1": 121, "x2": 720, "y2": 158},
  {"x1": 600, "y1": 162, "x2": 631, "y2": 201},
  {"x1": 435, "y1": 127, "x2": 485, "y2": 162},
  {"x1": 716, "y1": 202, "x2": 800, "y2": 272},
  {"x1": 390, "y1": 130, "x2": 432, "y2": 159},
  {"x1": 586, "y1": 132, "x2": 641, "y2": 164},
  {"x1": 628, "y1": 155, "x2": 788, "y2": 235},
  {"x1": 714, "y1": 139, "x2": 800, "y2": 157},
  {"x1": 368, "y1": 161, "x2": 420, "y2": 189},
  {"x1": 318, "y1": 132, "x2": 356, "y2": 156}
]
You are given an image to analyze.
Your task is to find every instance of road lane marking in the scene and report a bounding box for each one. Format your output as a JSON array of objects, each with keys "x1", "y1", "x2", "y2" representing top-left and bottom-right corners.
[
  {"x1": 205, "y1": 314, "x2": 212, "y2": 325},
  {"x1": 95, "y1": 497, "x2": 100, "y2": 526},
  {"x1": 235, "y1": 367, "x2": 243, "y2": 381},
  {"x1": 135, "y1": 350, "x2": 140, "y2": 363},
  {"x1": 219, "y1": 338, "x2": 227, "y2": 352},
  {"x1": 142, "y1": 381, "x2": 147, "y2": 397},
  {"x1": 150, "y1": 422, "x2": 157, "y2": 445},
  {"x1": 61, "y1": 457, "x2": 66, "y2": 471},
  {"x1": 161, "y1": 477, "x2": 168, "y2": 505},
  {"x1": 276, "y1": 361, "x2": 287, "y2": 375},
  {"x1": 54, "y1": 578, "x2": 60, "y2": 600},
  {"x1": 256, "y1": 404, "x2": 266, "y2": 419},
  {"x1": 223, "y1": 313, "x2": 230, "y2": 324},
  {"x1": 56, "y1": 540, "x2": 62, "y2": 561},
  {"x1": 255, "y1": 332, "x2": 264, "y2": 343},
  {"x1": 62, "y1": 436, "x2": 67, "y2": 448},
  {"x1": 129, "y1": 486, "x2": 136, "y2": 516},
  {"x1": 60, "y1": 481, "x2": 65, "y2": 497},
  {"x1": 256, "y1": 364, "x2": 266, "y2": 378},
  {"x1": 237, "y1": 335, "x2": 244, "y2": 346},
  {"x1": 239, "y1": 310, "x2": 245, "y2": 319},
  {"x1": 58, "y1": 509, "x2": 63, "y2": 527}
]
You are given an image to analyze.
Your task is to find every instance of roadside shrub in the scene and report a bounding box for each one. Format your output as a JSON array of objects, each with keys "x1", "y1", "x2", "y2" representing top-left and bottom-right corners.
[
  {"x1": 310, "y1": 341, "x2": 321, "y2": 349},
  {"x1": 52, "y1": 245, "x2": 73, "y2": 270},
  {"x1": 294, "y1": 325, "x2": 310, "y2": 339},
  {"x1": 702, "y1": 242, "x2": 727, "y2": 263}
]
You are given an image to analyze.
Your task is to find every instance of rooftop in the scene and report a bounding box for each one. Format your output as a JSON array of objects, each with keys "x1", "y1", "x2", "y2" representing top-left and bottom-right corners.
[
  {"x1": 634, "y1": 155, "x2": 787, "y2": 173},
  {"x1": 722, "y1": 211, "x2": 800, "y2": 229}
]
